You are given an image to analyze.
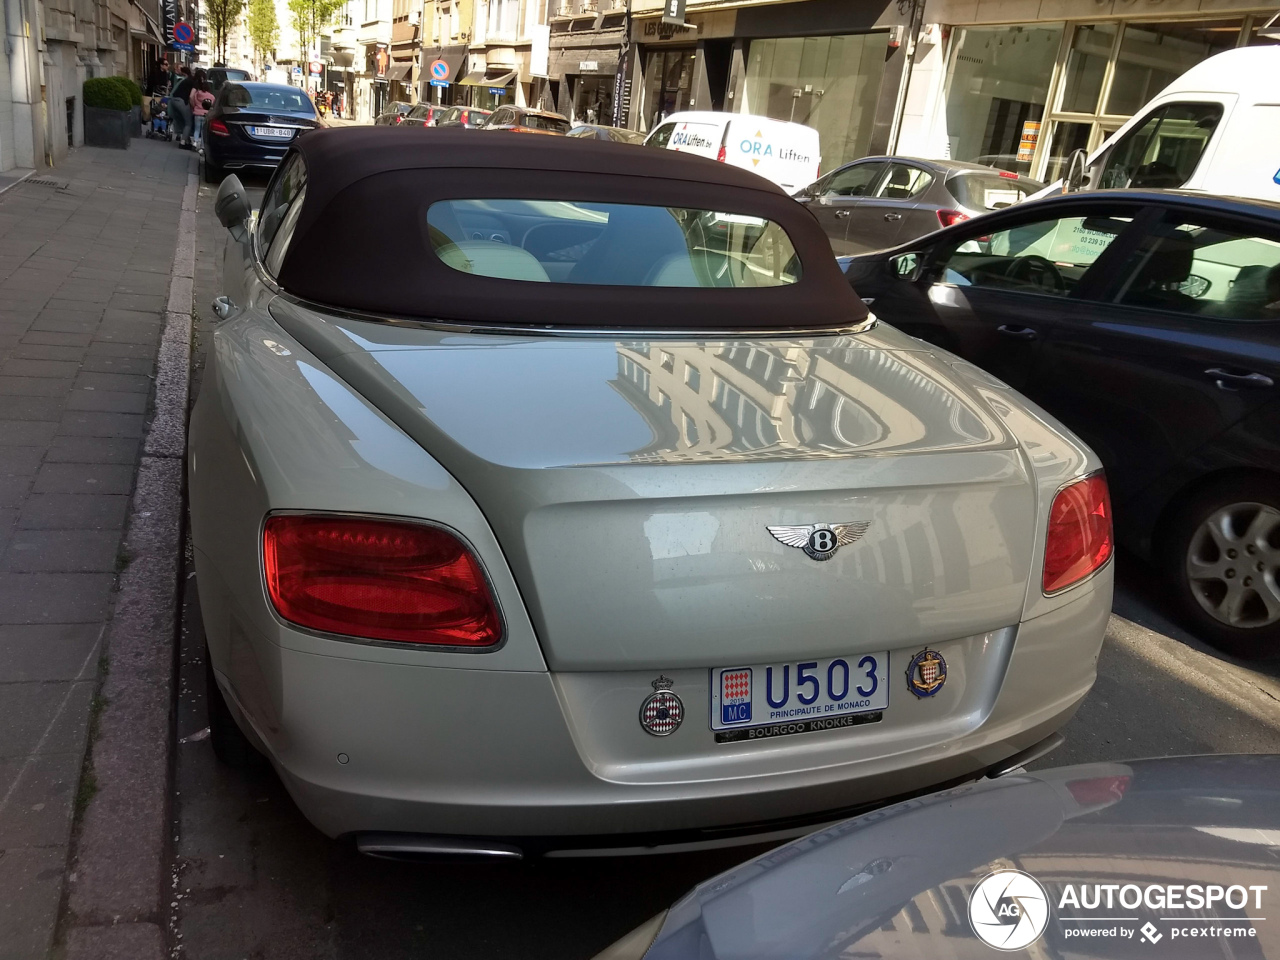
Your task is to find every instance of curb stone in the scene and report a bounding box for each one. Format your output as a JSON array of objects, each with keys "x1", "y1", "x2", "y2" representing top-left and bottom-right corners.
[{"x1": 61, "y1": 166, "x2": 197, "y2": 960}]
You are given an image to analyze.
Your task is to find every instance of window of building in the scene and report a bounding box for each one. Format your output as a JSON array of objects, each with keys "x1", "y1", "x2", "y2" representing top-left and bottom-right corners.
[
  {"x1": 487, "y1": 0, "x2": 520, "y2": 40},
  {"x1": 740, "y1": 33, "x2": 889, "y2": 170},
  {"x1": 641, "y1": 48, "x2": 696, "y2": 131},
  {"x1": 940, "y1": 25, "x2": 1065, "y2": 175}
]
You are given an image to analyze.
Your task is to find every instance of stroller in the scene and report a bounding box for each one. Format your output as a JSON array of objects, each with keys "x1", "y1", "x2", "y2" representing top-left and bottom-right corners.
[{"x1": 145, "y1": 96, "x2": 172, "y2": 140}]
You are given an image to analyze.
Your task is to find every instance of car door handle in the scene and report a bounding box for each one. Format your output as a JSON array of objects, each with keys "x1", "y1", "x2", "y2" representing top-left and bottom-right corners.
[
  {"x1": 997, "y1": 324, "x2": 1038, "y2": 340},
  {"x1": 212, "y1": 296, "x2": 236, "y2": 320},
  {"x1": 883, "y1": 213, "x2": 902, "y2": 222},
  {"x1": 1205, "y1": 368, "x2": 1274, "y2": 390},
  {"x1": 834, "y1": 209, "x2": 851, "y2": 219}
]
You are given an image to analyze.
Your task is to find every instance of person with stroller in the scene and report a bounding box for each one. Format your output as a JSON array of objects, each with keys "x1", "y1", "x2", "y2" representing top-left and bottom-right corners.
[
  {"x1": 189, "y1": 70, "x2": 215, "y2": 149},
  {"x1": 169, "y1": 66, "x2": 195, "y2": 149}
]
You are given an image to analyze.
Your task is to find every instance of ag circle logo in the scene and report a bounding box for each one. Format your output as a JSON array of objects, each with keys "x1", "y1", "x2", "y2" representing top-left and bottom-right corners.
[{"x1": 969, "y1": 869, "x2": 1050, "y2": 951}]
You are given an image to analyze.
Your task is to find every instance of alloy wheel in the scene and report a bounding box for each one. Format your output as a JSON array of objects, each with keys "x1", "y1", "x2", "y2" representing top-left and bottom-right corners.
[{"x1": 1185, "y1": 501, "x2": 1280, "y2": 629}]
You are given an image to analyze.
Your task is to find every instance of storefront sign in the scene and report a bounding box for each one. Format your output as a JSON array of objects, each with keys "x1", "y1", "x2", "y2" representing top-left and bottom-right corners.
[
  {"x1": 374, "y1": 43, "x2": 389, "y2": 78},
  {"x1": 643, "y1": 19, "x2": 695, "y2": 39},
  {"x1": 1017, "y1": 120, "x2": 1041, "y2": 163},
  {"x1": 579, "y1": 60, "x2": 599, "y2": 72},
  {"x1": 661, "y1": 0, "x2": 687, "y2": 26},
  {"x1": 531, "y1": 23, "x2": 550, "y2": 78}
]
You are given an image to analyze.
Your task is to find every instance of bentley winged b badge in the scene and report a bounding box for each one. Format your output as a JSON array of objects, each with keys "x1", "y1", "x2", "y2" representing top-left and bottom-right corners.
[{"x1": 767, "y1": 521, "x2": 871, "y2": 561}]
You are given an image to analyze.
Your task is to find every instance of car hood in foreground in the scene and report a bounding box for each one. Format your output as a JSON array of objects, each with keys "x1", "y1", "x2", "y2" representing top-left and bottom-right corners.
[
  {"x1": 637, "y1": 755, "x2": 1280, "y2": 959},
  {"x1": 269, "y1": 305, "x2": 1089, "y2": 670}
]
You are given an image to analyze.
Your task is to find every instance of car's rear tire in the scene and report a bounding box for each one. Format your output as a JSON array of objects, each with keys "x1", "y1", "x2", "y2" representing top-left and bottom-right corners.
[
  {"x1": 202, "y1": 157, "x2": 222, "y2": 184},
  {"x1": 1165, "y1": 475, "x2": 1280, "y2": 660},
  {"x1": 206, "y1": 649, "x2": 267, "y2": 768}
]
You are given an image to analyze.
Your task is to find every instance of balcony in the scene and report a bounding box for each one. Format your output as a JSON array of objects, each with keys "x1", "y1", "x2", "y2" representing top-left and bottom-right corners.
[{"x1": 550, "y1": 0, "x2": 600, "y2": 17}]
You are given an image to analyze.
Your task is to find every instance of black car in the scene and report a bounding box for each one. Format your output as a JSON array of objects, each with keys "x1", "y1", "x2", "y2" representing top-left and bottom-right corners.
[
  {"x1": 208, "y1": 67, "x2": 252, "y2": 92},
  {"x1": 843, "y1": 189, "x2": 1280, "y2": 658},
  {"x1": 601, "y1": 755, "x2": 1280, "y2": 960},
  {"x1": 433, "y1": 105, "x2": 492, "y2": 129},
  {"x1": 373, "y1": 101, "x2": 413, "y2": 125},
  {"x1": 797, "y1": 156, "x2": 1043, "y2": 256},
  {"x1": 202, "y1": 83, "x2": 323, "y2": 184}
]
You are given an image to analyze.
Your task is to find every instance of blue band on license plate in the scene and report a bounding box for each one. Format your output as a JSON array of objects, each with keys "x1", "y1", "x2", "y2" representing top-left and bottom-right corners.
[{"x1": 710, "y1": 652, "x2": 889, "y2": 737}]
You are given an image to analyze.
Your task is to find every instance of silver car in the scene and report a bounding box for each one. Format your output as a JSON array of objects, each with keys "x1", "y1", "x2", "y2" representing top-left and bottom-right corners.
[{"x1": 192, "y1": 128, "x2": 1113, "y2": 856}]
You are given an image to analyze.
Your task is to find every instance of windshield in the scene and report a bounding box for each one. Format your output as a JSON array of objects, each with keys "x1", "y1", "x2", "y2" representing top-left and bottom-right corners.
[
  {"x1": 226, "y1": 85, "x2": 315, "y2": 114},
  {"x1": 427, "y1": 199, "x2": 801, "y2": 287}
]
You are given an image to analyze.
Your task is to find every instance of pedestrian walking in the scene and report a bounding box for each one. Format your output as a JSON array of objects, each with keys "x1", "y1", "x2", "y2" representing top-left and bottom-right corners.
[
  {"x1": 190, "y1": 69, "x2": 214, "y2": 149},
  {"x1": 170, "y1": 66, "x2": 195, "y2": 148}
]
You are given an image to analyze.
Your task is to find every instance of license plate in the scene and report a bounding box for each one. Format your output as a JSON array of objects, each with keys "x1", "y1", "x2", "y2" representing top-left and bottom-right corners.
[
  {"x1": 710, "y1": 653, "x2": 888, "y2": 743},
  {"x1": 249, "y1": 126, "x2": 293, "y2": 139}
]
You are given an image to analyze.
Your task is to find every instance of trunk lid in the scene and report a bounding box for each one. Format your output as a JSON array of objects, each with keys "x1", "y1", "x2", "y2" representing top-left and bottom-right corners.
[{"x1": 272, "y1": 304, "x2": 1037, "y2": 671}]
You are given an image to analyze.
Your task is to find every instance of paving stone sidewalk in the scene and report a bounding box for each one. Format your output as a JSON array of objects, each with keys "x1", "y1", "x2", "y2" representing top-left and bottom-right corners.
[{"x1": 0, "y1": 140, "x2": 194, "y2": 960}]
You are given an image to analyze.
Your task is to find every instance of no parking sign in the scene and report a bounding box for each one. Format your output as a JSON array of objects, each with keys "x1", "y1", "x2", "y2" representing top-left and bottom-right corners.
[
  {"x1": 171, "y1": 19, "x2": 194, "y2": 51},
  {"x1": 429, "y1": 59, "x2": 449, "y2": 82}
]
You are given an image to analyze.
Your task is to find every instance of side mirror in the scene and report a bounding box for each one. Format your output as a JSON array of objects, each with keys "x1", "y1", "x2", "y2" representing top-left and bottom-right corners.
[
  {"x1": 1063, "y1": 148, "x2": 1088, "y2": 194},
  {"x1": 890, "y1": 252, "x2": 922, "y2": 282},
  {"x1": 214, "y1": 175, "x2": 251, "y2": 236}
]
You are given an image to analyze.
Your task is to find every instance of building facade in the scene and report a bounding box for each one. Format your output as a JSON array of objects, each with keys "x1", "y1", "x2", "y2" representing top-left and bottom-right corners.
[
  {"x1": 896, "y1": 0, "x2": 1279, "y2": 183},
  {"x1": 1, "y1": 0, "x2": 168, "y2": 172}
]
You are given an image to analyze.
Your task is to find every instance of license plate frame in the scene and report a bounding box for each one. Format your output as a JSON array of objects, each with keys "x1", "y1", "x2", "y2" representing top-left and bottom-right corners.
[{"x1": 709, "y1": 652, "x2": 889, "y2": 743}]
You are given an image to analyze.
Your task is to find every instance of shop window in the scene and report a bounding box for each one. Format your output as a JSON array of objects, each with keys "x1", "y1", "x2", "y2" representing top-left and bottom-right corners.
[
  {"x1": 740, "y1": 33, "x2": 888, "y2": 171},
  {"x1": 940, "y1": 25, "x2": 1064, "y2": 171},
  {"x1": 1106, "y1": 21, "x2": 1239, "y2": 116},
  {"x1": 1059, "y1": 24, "x2": 1116, "y2": 115},
  {"x1": 642, "y1": 48, "x2": 695, "y2": 130}
]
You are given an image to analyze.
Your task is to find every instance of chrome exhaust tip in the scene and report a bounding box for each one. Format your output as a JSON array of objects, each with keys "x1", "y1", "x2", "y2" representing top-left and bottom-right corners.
[{"x1": 355, "y1": 832, "x2": 523, "y2": 861}]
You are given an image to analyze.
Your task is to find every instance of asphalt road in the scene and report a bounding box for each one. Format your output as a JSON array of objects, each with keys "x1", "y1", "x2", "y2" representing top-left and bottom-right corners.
[{"x1": 171, "y1": 172, "x2": 1280, "y2": 960}]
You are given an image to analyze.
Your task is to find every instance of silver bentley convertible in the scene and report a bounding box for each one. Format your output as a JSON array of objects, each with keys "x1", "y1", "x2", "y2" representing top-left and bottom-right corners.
[{"x1": 191, "y1": 128, "x2": 1114, "y2": 856}]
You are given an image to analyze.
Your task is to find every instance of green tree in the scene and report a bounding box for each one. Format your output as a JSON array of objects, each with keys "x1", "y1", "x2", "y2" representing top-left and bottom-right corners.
[
  {"x1": 246, "y1": 0, "x2": 279, "y2": 72},
  {"x1": 287, "y1": 0, "x2": 344, "y2": 64},
  {"x1": 204, "y1": 0, "x2": 245, "y2": 63}
]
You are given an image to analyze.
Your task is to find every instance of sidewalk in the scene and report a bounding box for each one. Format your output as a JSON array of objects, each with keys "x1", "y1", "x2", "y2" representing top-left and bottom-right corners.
[{"x1": 0, "y1": 139, "x2": 192, "y2": 960}]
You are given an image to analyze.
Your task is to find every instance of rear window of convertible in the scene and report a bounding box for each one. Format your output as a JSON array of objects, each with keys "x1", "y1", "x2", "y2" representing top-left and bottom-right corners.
[{"x1": 426, "y1": 199, "x2": 802, "y2": 287}]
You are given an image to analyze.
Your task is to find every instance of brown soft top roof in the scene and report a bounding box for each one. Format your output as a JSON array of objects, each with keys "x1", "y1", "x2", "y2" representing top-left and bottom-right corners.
[{"x1": 276, "y1": 126, "x2": 868, "y2": 331}]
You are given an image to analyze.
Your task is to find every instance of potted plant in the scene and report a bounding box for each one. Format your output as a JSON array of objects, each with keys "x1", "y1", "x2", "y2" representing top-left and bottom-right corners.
[
  {"x1": 83, "y1": 77, "x2": 133, "y2": 149},
  {"x1": 108, "y1": 76, "x2": 145, "y2": 137}
]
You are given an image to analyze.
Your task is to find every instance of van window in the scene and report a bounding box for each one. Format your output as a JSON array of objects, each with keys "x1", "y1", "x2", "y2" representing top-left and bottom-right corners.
[
  {"x1": 647, "y1": 123, "x2": 677, "y2": 149},
  {"x1": 1097, "y1": 102, "x2": 1223, "y2": 190}
]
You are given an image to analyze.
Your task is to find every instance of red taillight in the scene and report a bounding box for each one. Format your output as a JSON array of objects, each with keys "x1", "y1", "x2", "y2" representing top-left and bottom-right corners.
[
  {"x1": 937, "y1": 209, "x2": 969, "y2": 228},
  {"x1": 395, "y1": 115, "x2": 404, "y2": 124},
  {"x1": 209, "y1": 119, "x2": 230, "y2": 137},
  {"x1": 263, "y1": 514, "x2": 501, "y2": 646},
  {"x1": 1066, "y1": 775, "x2": 1130, "y2": 806},
  {"x1": 461, "y1": 111, "x2": 469, "y2": 124},
  {"x1": 715, "y1": 144, "x2": 726, "y2": 162},
  {"x1": 1043, "y1": 474, "x2": 1113, "y2": 593}
]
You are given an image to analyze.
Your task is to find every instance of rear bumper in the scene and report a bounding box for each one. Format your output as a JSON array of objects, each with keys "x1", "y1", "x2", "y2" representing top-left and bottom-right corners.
[
  {"x1": 205, "y1": 136, "x2": 292, "y2": 169},
  {"x1": 209, "y1": 570, "x2": 1110, "y2": 842}
]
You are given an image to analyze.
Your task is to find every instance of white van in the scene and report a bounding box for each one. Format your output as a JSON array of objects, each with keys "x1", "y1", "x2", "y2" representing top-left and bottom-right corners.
[
  {"x1": 1052, "y1": 45, "x2": 1280, "y2": 201},
  {"x1": 644, "y1": 112, "x2": 821, "y2": 194}
]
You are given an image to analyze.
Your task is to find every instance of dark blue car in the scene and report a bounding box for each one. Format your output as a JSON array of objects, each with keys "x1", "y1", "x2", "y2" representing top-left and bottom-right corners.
[
  {"x1": 841, "y1": 189, "x2": 1280, "y2": 660},
  {"x1": 203, "y1": 82, "x2": 324, "y2": 184}
]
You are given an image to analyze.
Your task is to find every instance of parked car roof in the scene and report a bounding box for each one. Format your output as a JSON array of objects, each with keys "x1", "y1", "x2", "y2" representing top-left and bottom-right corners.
[{"x1": 274, "y1": 127, "x2": 866, "y2": 330}]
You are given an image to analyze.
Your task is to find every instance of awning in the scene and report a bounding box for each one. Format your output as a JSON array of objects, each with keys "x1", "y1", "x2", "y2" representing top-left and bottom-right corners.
[
  {"x1": 129, "y1": 0, "x2": 165, "y2": 44},
  {"x1": 388, "y1": 62, "x2": 412, "y2": 81},
  {"x1": 459, "y1": 67, "x2": 517, "y2": 86},
  {"x1": 420, "y1": 45, "x2": 466, "y2": 81},
  {"x1": 329, "y1": 50, "x2": 354, "y2": 69}
]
